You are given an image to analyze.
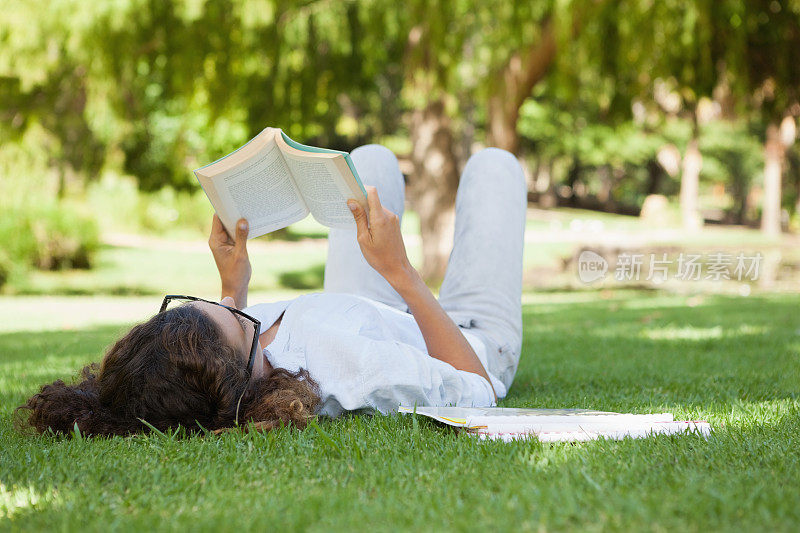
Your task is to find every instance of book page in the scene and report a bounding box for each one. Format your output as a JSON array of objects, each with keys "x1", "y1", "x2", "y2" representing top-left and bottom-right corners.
[
  {"x1": 282, "y1": 154, "x2": 357, "y2": 229},
  {"x1": 475, "y1": 420, "x2": 711, "y2": 443},
  {"x1": 398, "y1": 406, "x2": 621, "y2": 426},
  {"x1": 212, "y1": 143, "x2": 308, "y2": 238}
]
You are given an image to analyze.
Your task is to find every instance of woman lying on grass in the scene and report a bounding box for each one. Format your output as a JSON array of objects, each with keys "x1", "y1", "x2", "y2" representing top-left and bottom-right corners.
[{"x1": 17, "y1": 145, "x2": 527, "y2": 437}]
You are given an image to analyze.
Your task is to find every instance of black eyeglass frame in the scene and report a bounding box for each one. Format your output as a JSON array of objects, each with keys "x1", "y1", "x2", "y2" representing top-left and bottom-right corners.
[{"x1": 160, "y1": 295, "x2": 262, "y2": 376}]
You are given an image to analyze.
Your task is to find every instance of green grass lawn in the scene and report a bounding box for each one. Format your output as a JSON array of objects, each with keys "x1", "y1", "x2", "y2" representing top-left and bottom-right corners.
[
  {"x1": 8, "y1": 205, "x2": 794, "y2": 297},
  {"x1": 4, "y1": 212, "x2": 419, "y2": 297},
  {"x1": 1, "y1": 290, "x2": 799, "y2": 531}
]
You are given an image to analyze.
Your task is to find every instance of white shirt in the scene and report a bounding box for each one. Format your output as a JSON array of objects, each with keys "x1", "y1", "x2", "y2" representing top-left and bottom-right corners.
[{"x1": 244, "y1": 292, "x2": 499, "y2": 417}]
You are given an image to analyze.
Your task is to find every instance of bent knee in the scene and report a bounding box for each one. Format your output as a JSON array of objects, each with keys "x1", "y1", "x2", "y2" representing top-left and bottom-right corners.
[
  {"x1": 465, "y1": 148, "x2": 525, "y2": 189},
  {"x1": 351, "y1": 144, "x2": 399, "y2": 164}
]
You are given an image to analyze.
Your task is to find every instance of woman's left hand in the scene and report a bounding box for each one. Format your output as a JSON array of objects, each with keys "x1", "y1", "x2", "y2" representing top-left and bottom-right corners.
[{"x1": 209, "y1": 215, "x2": 251, "y2": 303}]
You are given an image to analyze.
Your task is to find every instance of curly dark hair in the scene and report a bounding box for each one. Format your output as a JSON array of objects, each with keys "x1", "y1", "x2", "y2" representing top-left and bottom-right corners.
[{"x1": 15, "y1": 304, "x2": 319, "y2": 437}]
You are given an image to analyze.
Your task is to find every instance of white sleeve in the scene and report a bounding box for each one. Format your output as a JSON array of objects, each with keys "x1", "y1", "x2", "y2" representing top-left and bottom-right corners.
[{"x1": 304, "y1": 330, "x2": 496, "y2": 414}]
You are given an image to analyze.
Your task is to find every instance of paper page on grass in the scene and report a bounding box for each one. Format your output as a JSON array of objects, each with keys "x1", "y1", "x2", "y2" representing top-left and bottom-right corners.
[
  {"x1": 398, "y1": 406, "x2": 673, "y2": 428},
  {"x1": 194, "y1": 129, "x2": 308, "y2": 238},
  {"x1": 476, "y1": 420, "x2": 712, "y2": 443},
  {"x1": 398, "y1": 406, "x2": 708, "y2": 443}
]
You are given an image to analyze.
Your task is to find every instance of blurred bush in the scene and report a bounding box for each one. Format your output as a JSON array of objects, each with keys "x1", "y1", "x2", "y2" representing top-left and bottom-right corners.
[
  {"x1": 0, "y1": 249, "x2": 12, "y2": 288},
  {"x1": 86, "y1": 173, "x2": 211, "y2": 236},
  {"x1": 0, "y1": 204, "x2": 100, "y2": 275},
  {"x1": 277, "y1": 263, "x2": 325, "y2": 290},
  {"x1": 85, "y1": 173, "x2": 311, "y2": 240}
]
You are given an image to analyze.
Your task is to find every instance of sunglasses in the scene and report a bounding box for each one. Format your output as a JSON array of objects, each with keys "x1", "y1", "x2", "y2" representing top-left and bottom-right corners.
[{"x1": 160, "y1": 295, "x2": 262, "y2": 377}]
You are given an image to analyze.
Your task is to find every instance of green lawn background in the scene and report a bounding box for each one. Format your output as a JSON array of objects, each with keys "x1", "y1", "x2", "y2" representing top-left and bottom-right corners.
[
  {"x1": 2, "y1": 290, "x2": 799, "y2": 531},
  {"x1": 1, "y1": 208, "x2": 798, "y2": 531}
]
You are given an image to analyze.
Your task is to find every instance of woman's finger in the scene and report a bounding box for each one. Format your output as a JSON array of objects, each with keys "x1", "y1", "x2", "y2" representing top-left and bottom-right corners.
[
  {"x1": 213, "y1": 213, "x2": 231, "y2": 236},
  {"x1": 211, "y1": 214, "x2": 223, "y2": 235},
  {"x1": 348, "y1": 200, "x2": 369, "y2": 237},
  {"x1": 234, "y1": 218, "x2": 249, "y2": 253},
  {"x1": 366, "y1": 186, "x2": 383, "y2": 217},
  {"x1": 210, "y1": 214, "x2": 237, "y2": 247},
  {"x1": 210, "y1": 214, "x2": 226, "y2": 242}
]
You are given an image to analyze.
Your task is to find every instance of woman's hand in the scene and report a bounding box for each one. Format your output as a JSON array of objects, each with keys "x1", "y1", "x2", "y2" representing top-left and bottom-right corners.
[
  {"x1": 347, "y1": 186, "x2": 414, "y2": 286},
  {"x1": 209, "y1": 214, "x2": 251, "y2": 307}
]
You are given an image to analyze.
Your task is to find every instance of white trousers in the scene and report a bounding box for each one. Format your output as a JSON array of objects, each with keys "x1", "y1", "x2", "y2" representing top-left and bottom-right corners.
[{"x1": 323, "y1": 145, "x2": 527, "y2": 392}]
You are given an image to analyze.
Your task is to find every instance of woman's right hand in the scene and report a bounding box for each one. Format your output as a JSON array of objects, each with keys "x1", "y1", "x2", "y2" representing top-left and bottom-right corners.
[
  {"x1": 208, "y1": 214, "x2": 251, "y2": 306},
  {"x1": 347, "y1": 186, "x2": 414, "y2": 286}
]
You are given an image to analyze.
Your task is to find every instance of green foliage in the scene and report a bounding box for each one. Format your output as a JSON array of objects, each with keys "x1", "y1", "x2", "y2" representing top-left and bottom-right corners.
[
  {"x1": 519, "y1": 100, "x2": 669, "y2": 167},
  {"x1": 515, "y1": 0, "x2": 799, "y2": 216},
  {"x1": 82, "y1": 0, "x2": 407, "y2": 190},
  {"x1": 1, "y1": 0, "x2": 798, "y2": 234},
  {"x1": 0, "y1": 0, "x2": 407, "y2": 194},
  {"x1": 518, "y1": 86, "x2": 772, "y2": 214},
  {"x1": 0, "y1": 203, "x2": 100, "y2": 273},
  {"x1": 519, "y1": 97, "x2": 677, "y2": 206},
  {"x1": 0, "y1": 249, "x2": 12, "y2": 288}
]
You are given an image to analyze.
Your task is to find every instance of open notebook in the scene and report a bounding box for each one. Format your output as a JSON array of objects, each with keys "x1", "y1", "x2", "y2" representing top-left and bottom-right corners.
[{"x1": 399, "y1": 406, "x2": 711, "y2": 442}]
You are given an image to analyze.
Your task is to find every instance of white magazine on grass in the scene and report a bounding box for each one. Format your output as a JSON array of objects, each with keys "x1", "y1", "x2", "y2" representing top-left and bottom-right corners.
[{"x1": 398, "y1": 406, "x2": 711, "y2": 442}]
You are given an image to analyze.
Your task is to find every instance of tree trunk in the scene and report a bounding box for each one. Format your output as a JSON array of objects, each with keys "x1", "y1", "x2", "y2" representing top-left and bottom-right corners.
[
  {"x1": 57, "y1": 163, "x2": 67, "y2": 199},
  {"x1": 680, "y1": 135, "x2": 703, "y2": 231},
  {"x1": 486, "y1": 19, "x2": 557, "y2": 153},
  {"x1": 596, "y1": 164, "x2": 613, "y2": 206},
  {"x1": 795, "y1": 154, "x2": 800, "y2": 220},
  {"x1": 646, "y1": 159, "x2": 664, "y2": 195},
  {"x1": 761, "y1": 123, "x2": 783, "y2": 236},
  {"x1": 761, "y1": 117, "x2": 797, "y2": 235},
  {"x1": 730, "y1": 176, "x2": 749, "y2": 226},
  {"x1": 407, "y1": 99, "x2": 460, "y2": 284},
  {"x1": 536, "y1": 158, "x2": 557, "y2": 208},
  {"x1": 487, "y1": 93, "x2": 522, "y2": 153}
]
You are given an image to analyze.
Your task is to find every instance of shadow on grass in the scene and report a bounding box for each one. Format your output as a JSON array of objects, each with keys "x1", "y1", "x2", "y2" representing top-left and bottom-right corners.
[
  {"x1": 9, "y1": 285, "x2": 161, "y2": 297},
  {"x1": 284, "y1": 228, "x2": 329, "y2": 241},
  {"x1": 506, "y1": 292, "x2": 800, "y2": 418},
  {"x1": 2, "y1": 291, "x2": 797, "y2": 420},
  {"x1": 278, "y1": 262, "x2": 325, "y2": 290},
  {"x1": 254, "y1": 228, "x2": 329, "y2": 242}
]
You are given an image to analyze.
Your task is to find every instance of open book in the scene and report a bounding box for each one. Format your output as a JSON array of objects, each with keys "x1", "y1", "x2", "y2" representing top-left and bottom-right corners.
[
  {"x1": 194, "y1": 128, "x2": 368, "y2": 239},
  {"x1": 399, "y1": 406, "x2": 711, "y2": 442}
]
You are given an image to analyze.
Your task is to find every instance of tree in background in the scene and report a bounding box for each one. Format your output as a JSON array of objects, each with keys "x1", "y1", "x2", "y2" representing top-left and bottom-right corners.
[
  {"x1": 2, "y1": 0, "x2": 799, "y2": 282},
  {"x1": 82, "y1": 0, "x2": 405, "y2": 191},
  {"x1": 0, "y1": 3, "x2": 105, "y2": 198},
  {"x1": 720, "y1": 0, "x2": 800, "y2": 235},
  {"x1": 525, "y1": 0, "x2": 799, "y2": 234},
  {"x1": 561, "y1": 0, "x2": 729, "y2": 231},
  {"x1": 394, "y1": 0, "x2": 590, "y2": 281},
  {"x1": 633, "y1": 0, "x2": 800, "y2": 234}
]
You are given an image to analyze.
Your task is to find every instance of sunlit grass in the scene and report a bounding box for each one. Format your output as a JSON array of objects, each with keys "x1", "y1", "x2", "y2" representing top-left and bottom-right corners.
[
  {"x1": 9, "y1": 243, "x2": 329, "y2": 297},
  {"x1": 1, "y1": 290, "x2": 798, "y2": 530},
  {"x1": 3, "y1": 211, "x2": 424, "y2": 297},
  {"x1": 5, "y1": 204, "x2": 796, "y2": 298}
]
